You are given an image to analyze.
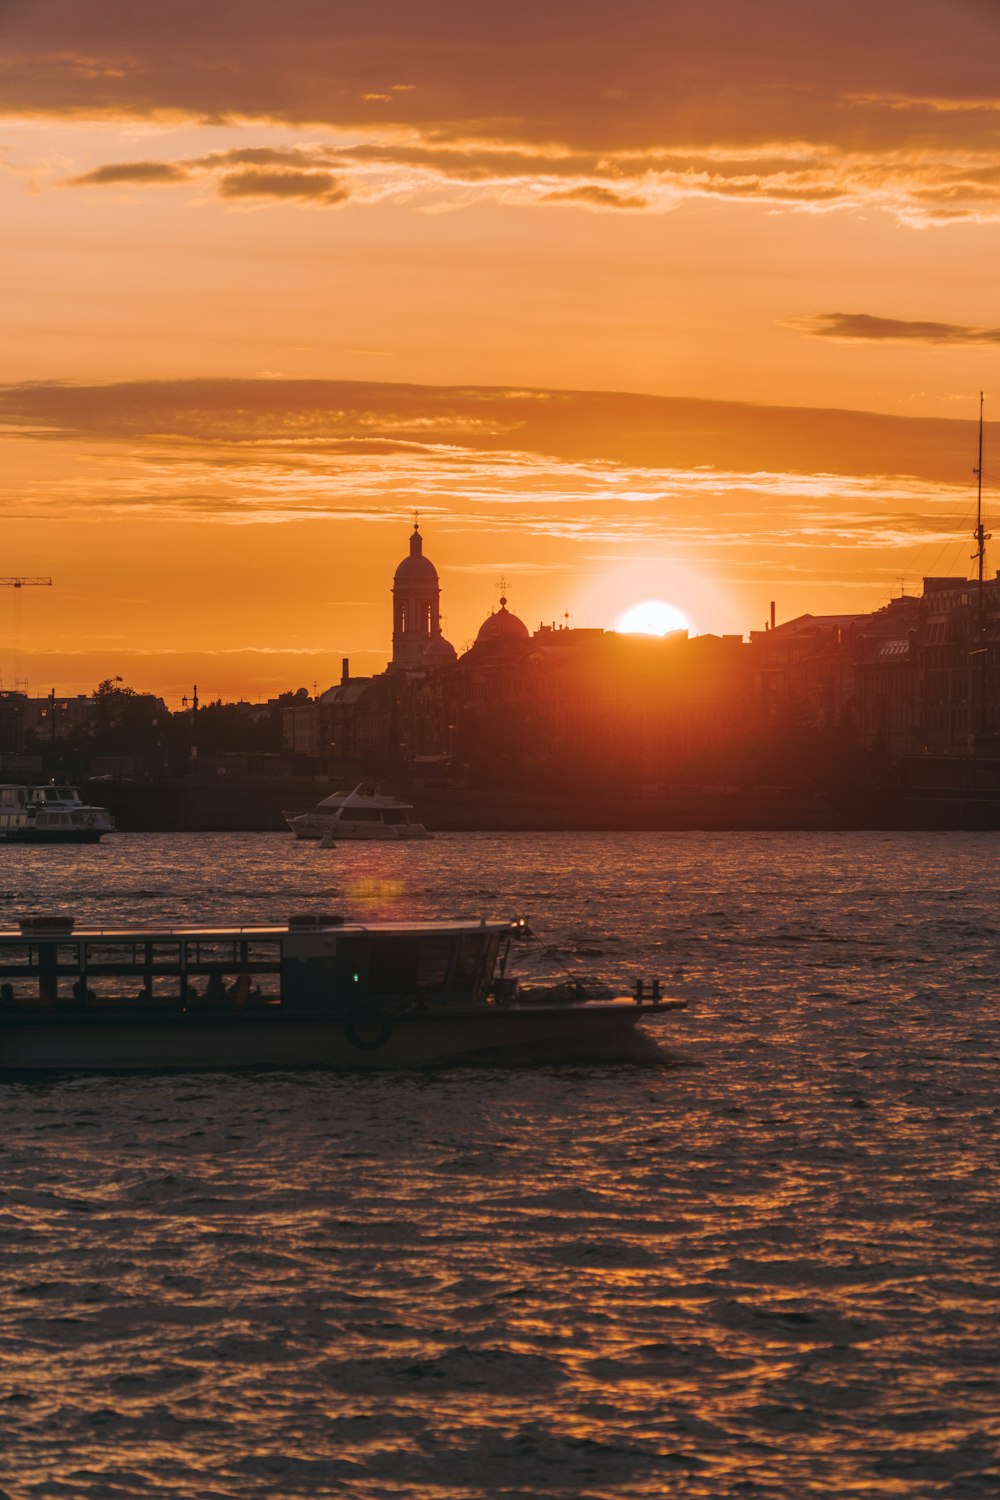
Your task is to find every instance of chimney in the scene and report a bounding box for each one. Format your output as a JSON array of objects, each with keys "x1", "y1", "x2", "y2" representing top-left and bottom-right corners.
[
  {"x1": 341, "y1": 657, "x2": 349, "y2": 685},
  {"x1": 770, "y1": 600, "x2": 776, "y2": 631}
]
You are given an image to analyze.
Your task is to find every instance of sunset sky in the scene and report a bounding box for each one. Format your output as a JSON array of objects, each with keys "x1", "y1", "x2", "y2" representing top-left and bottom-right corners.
[{"x1": 2, "y1": 0, "x2": 999, "y2": 702}]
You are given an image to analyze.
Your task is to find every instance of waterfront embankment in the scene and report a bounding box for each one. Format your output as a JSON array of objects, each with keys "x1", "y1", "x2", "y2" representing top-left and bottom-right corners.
[{"x1": 82, "y1": 755, "x2": 1000, "y2": 832}]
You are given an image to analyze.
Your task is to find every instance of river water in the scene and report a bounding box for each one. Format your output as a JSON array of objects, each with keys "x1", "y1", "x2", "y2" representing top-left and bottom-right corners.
[{"x1": 1, "y1": 831, "x2": 997, "y2": 1499}]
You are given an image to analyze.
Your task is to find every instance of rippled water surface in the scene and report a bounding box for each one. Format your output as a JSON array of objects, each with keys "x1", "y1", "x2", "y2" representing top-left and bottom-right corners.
[{"x1": 1, "y1": 831, "x2": 998, "y2": 1498}]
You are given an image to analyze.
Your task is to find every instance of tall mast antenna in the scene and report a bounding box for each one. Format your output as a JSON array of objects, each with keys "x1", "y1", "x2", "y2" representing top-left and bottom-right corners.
[
  {"x1": 973, "y1": 391, "x2": 987, "y2": 591},
  {"x1": 971, "y1": 393, "x2": 990, "y2": 747}
]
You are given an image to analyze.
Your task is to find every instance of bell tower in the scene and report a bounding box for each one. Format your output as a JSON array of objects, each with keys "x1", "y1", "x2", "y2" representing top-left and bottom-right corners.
[{"x1": 392, "y1": 523, "x2": 441, "y2": 667}]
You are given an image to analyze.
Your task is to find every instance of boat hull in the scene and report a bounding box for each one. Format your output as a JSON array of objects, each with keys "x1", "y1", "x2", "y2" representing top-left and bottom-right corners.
[
  {"x1": 0, "y1": 1001, "x2": 677, "y2": 1072},
  {"x1": 0, "y1": 829, "x2": 108, "y2": 845},
  {"x1": 288, "y1": 818, "x2": 428, "y2": 840},
  {"x1": 319, "y1": 825, "x2": 430, "y2": 843}
]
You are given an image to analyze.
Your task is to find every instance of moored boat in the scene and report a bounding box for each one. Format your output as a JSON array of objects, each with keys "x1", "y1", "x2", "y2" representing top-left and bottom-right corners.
[
  {"x1": 285, "y1": 782, "x2": 429, "y2": 841},
  {"x1": 0, "y1": 783, "x2": 30, "y2": 839},
  {"x1": 0, "y1": 913, "x2": 686, "y2": 1071},
  {"x1": 0, "y1": 783, "x2": 115, "y2": 844}
]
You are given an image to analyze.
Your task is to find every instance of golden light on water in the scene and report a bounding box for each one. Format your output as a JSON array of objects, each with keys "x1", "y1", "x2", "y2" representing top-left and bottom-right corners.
[{"x1": 342, "y1": 877, "x2": 407, "y2": 909}]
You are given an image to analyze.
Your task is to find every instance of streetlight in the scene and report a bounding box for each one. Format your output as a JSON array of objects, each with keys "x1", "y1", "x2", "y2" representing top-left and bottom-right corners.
[{"x1": 181, "y1": 684, "x2": 199, "y2": 764}]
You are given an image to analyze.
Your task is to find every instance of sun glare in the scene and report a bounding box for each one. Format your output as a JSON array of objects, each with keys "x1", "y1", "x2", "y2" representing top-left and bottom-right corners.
[{"x1": 614, "y1": 599, "x2": 692, "y2": 636}]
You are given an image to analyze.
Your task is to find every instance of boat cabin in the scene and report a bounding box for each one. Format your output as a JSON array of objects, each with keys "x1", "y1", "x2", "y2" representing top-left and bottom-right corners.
[
  {"x1": 0, "y1": 784, "x2": 28, "y2": 834},
  {"x1": 334, "y1": 805, "x2": 413, "y2": 827},
  {"x1": 29, "y1": 785, "x2": 85, "y2": 806},
  {"x1": 0, "y1": 917, "x2": 516, "y2": 1017}
]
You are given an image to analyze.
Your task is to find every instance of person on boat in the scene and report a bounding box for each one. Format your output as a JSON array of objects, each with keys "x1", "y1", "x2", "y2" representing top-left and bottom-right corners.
[
  {"x1": 72, "y1": 976, "x2": 96, "y2": 1004},
  {"x1": 0, "y1": 982, "x2": 14, "y2": 1008},
  {"x1": 204, "y1": 973, "x2": 226, "y2": 1004}
]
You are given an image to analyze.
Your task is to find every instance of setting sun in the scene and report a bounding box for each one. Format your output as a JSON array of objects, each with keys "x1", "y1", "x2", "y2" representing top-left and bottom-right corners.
[{"x1": 614, "y1": 600, "x2": 692, "y2": 637}]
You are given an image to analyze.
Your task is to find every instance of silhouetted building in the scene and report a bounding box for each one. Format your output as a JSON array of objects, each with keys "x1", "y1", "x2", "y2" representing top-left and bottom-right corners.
[
  {"x1": 391, "y1": 523, "x2": 457, "y2": 669},
  {"x1": 913, "y1": 575, "x2": 1000, "y2": 754},
  {"x1": 452, "y1": 620, "x2": 750, "y2": 788},
  {"x1": 283, "y1": 526, "x2": 1000, "y2": 782},
  {"x1": 855, "y1": 595, "x2": 922, "y2": 754},
  {"x1": 748, "y1": 613, "x2": 867, "y2": 732}
]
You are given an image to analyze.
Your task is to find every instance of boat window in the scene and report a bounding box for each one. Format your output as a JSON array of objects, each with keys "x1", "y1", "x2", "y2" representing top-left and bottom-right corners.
[
  {"x1": 86, "y1": 942, "x2": 145, "y2": 970},
  {"x1": 451, "y1": 934, "x2": 496, "y2": 995},
  {"x1": 451, "y1": 936, "x2": 481, "y2": 992},
  {"x1": 77, "y1": 942, "x2": 161, "y2": 1002},
  {"x1": 185, "y1": 941, "x2": 239, "y2": 968},
  {"x1": 416, "y1": 936, "x2": 452, "y2": 992},
  {"x1": 93, "y1": 974, "x2": 181, "y2": 1006},
  {"x1": 345, "y1": 807, "x2": 382, "y2": 823},
  {"x1": 480, "y1": 934, "x2": 500, "y2": 987},
  {"x1": 244, "y1": 941, "x2": 282, "y2": 970},
  {"x1": 382, "y1": 809, "x2": 407, "y2": 825},
  {"x1": 0, "y1": 942, "x2": 34, "y2": 972},
  {"x1": 182, "y1": 939, "x2": 279, "y2": 1011},
  {"x1": 143, "y1": 942, "x2": 183, "y2": 969},
  {"x1": 0, "y1": 941, "x2": 80, "y2": 1006}
]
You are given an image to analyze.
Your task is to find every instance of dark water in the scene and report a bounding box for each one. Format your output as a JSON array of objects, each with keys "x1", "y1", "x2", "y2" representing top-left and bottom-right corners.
[{"x1": 1, "y1": 832, "x2": 998, "y2": 1498}]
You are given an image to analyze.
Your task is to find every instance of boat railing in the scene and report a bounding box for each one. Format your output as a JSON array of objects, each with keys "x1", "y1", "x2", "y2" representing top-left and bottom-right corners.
[{"x1": 0, "y1": 932, "x2": 286, "y2": 1014}]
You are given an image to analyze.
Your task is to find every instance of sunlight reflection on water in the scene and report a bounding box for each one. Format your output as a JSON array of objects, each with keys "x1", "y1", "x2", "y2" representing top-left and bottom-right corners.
[{"x1": 0, "y1": 832, "x2": 998, "y2": 1498}]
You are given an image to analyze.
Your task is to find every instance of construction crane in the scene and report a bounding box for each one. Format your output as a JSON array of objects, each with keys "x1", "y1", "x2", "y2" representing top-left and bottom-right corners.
[{"x1": 1, "y1": 577, "x2": 52, "y2": 695}]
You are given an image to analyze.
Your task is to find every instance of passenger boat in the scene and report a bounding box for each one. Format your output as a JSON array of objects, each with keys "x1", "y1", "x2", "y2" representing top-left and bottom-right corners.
[
  {"x1": 0, "y1": 784, "x2": 29, "y2": 839},
  {"x1": 0, "y1": 913, "x2": 686, "y2": 1071},
  {"x1": 285, "y1": 783, "x2": 429, "y2": 841},
  {"x1": 0, "y1": 783, "x2": 115, "y2": 844}
]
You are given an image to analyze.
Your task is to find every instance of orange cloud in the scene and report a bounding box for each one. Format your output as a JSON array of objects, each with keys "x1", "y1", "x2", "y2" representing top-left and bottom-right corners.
[
  {"x1": 542, "y1": 185, "x2": 648, "y2": 210},
  {"x1": 49, "y1": 132, "x2": 1000, "y2": 221},
  {"x1": 217, "y1": 168, "x2": 349, "y2": 203},
  {"x1": 67, "y1": 159, "x2": 191, "y2": 185},
  {"x1": 5, "y1": 1, "x2": 1000, "y2": 221},
  {"x1": 1, "y1": 377, "x2": 988, "y2": 483},
  {"x1": 796, "y1": 312, "x2": 1000, "y2": 345}
]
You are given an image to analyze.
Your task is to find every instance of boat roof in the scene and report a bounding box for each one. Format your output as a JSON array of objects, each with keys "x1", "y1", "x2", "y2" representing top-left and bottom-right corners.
[
  {"x1": 313, "y1": 792, "x2": 414, "y2": 811},
  {"x1": 0, "y1": 917, "x2": 515, "y2": 940}
]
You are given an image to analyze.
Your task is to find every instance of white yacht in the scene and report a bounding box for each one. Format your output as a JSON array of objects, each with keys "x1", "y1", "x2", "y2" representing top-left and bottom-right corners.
[
  {"x1": 285, "y1": 783, "x2": 430, "y2": 842},
  {"x1": 0, "y1": 784, "x2": 115, "y2": 844}
]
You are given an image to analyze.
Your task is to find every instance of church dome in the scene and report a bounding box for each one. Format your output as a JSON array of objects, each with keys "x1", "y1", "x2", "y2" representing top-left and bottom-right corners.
[
  {"x1": 475, "y1": 597, "x2": 529, "y2": 646},
  {"x1": 423, "y1": 635, "x2": 457, "y2": 665},
  {"x1": 394, "y1": 524, "x2": 439, "y2": 585}
]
